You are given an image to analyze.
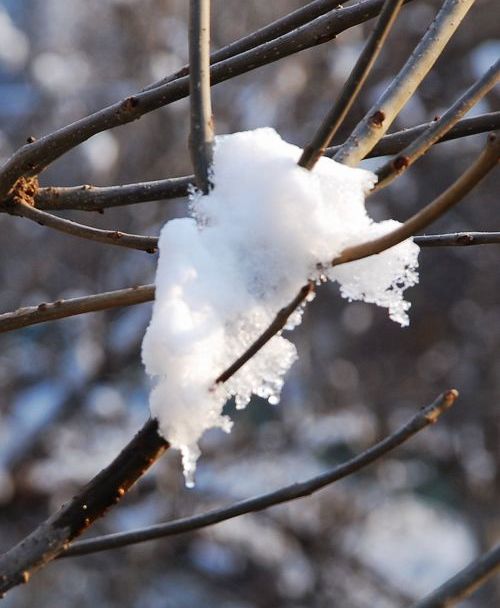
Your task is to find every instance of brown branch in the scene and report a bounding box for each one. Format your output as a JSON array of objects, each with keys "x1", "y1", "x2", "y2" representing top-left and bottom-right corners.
[
  {"x1": 333, "y1": 132, "x2": 500, "y2": 265},
  {"x1": 189, "y1": 0, "x2": 214, "y2": 193},
  {"x1": 0, "y1": 0, "x2": 396, "y2": 200},
  {"x1": 299, "y1": 0, "x2": 404, "y2": 170},
  {"x1": 0, "y1": 285, "x2": 155, "y2": 334},
  {"x1": 2, "y1": 197, "x2": 158, "y2": 253},
  {"x1": 412, "y1": 543, "x2": 500, "y2": 608},
  {"x1": 61, "y1": 390, "x2": 458, "y2": 558},
  {"x1": 374, "y1": 60, "x2": 500, "y2": 190},
  {"x1": 0, "y1": 419, "x2": 168, "y2": 594}
]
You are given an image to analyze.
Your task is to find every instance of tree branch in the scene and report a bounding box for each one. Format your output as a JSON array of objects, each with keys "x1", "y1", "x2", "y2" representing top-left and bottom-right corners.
[
  {"x1": 0, "y1": 0, "x2": 396, "y2": 200},
  {"x1": 415, "y1": 231, "x2": 500, "y2": 247},
  {"x1": 411, "y1": 543, "x2": 500, "y2": 608},
  {"x1": 374, "y1": 60, "x2": 500, "y2": 190},
  {"x1": 61, "y1": 390, "x2": 457, "y2": 558},
  {"x1": 299, "y1": 0, "x2": 404, "y2": 170},
  {"x1": 189, "y1": 0, "x2": 214, "y2": 193},
  {"x1": 2, "y1": 196, "x2": 158, "y2": 253},
  {"x1": 0, "y1": 419, "x2": 168, "y2": 595},
  {"x1": 333, "y1": 0, "x2": 476, "y2": 166},
  {"x1": 0, "y1": 285, "x2": 155, "y2": 334}
]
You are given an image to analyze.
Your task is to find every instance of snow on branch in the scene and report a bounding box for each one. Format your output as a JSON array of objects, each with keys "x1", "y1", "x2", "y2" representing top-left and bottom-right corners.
[{"x1": 142, "y1": 128, "x2": 420, "y2": 484}]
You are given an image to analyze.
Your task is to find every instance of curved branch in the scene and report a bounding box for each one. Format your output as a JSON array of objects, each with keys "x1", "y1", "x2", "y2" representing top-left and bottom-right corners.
[
  {"x1": 0, "y1": 0, "x2": 395, "y2": 200},
  {"x1": 299, "y1": 0, "x2": 404, "y2": 170},
  {"x1": 0, "y1": 419, "x2": 168, "y2": 595},
  {"x1": 412, "y1": 543, "x2": 500, "y2": 608},
  {"x1": 189, "y1": 0, "x2": 214, "y2": 193},
  {"x1": 374, "y1": 60, "x2": 500, "y2": 190},
  {"x1": 61, "y1": 390, "x2": 457, "y2": 558},
  {"x1": 0, "y1": 285, "x2": 155, "y2": 334},
  {"x1": 334, "y1": 0, "x2": 475, "y2": 165},
  {"x1": 3, "y1": 199, "x2": 158, "y2": 253}
]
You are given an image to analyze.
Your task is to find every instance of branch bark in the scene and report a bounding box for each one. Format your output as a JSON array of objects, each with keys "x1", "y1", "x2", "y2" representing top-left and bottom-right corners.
[
  {"x1": 0, "y1": 419, "x2": 168, "y2": 595},
  {"x1": 61, "y1": 390, "x2": 457, "y2": 558}
]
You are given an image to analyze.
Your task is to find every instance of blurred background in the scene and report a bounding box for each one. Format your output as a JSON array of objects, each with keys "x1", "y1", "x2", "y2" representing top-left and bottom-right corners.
[{"x1": 0, "y1": 0, "x2": 498, "y2": 606}]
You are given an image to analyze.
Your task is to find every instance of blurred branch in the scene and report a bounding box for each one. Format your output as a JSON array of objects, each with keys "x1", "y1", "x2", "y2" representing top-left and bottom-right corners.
[
  {"x1": 415, "y1": 231, "x2": 500, "y2": 247},
  {"x1": 0, "y1": 285, "x2": 155, "y2": 334},
  {"x1": 144, "y1": 0, "x2": 343, "y2": 89},
  {"x1": 62, "y1": 390, "x2": 457, "y2": 558},
  {"x1": 1, "y1": 196, "x2": 158, "y2": 253},
  {"x1": 374, "y1": 60, "x2": 500, "y2": 190},
  {"x1": 34, "y1": 112, "x2": 500, "y2": 213},
  {"x1": 334, "y1": 0, "x2": 475, "y2": 166},
  {"x1": 333, "y1": 133, "x2": 500, "y2": 264},
  {"x1": 214, "y1": 134, "x2": 498, "y2": 385},
  {"x1": 412, "y1": 543, "x2": 500, "y2": 608},
  {"x1": 0, "y1": 419, "x2": 168, "y2": 595},
  {"x1": 299, "y1": 0, "x2": 404, "y2": 169},
  {"x1": 0, "y1": 0, "x2": 396, "y2": 200},
  {"x1": 189, "y1": 0, "x2": 214, "y2": 193}
]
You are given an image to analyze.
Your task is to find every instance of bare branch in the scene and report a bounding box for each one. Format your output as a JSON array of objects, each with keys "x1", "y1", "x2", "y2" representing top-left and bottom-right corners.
[
  {"x1": 299, "y1": 0, "x2": 404, "y2": 170},
  {"x1": 415, "y1": 231, "x2": 500, "y2": 247},
  {"x1": 374, "y1": 60, "x2": 500, "y2": 190},
  {"x1": 35, "y1": 177, "x2": 193, "y2": 212},
  {"x1": 0, "y1": 419, "x2": 168, "y2": 595},
  {"x1": 189, "y1": 0, "x2": 214, "y2": 193},
  {"x1": 0, "y1": 285, "x2": 155, "y2": 334},
  {"x1": 0, "y1": 0, "x2": 396, "y2": 200},
  {"x1": 412, "y1": 543, "x2": 500, "y2": 608},
  {"x1": 334, "y1": 0, "x2": 476, "y2": 166},
  {"x1": 2, "y1": 197, "x2": 158, "y2": 253},
  {"x1": 32, "y1": 112, "x2": 500, "y2": 213},
  {"x1": 333, "y1": 132, "x2": 500, "y2": 265},
  {"x1": 61, "y1": 390, "x2": 458, "y2": 558}
]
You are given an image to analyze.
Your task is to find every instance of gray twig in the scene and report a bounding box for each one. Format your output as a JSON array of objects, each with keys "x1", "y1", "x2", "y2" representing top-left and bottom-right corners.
[
  {"x1": 334, "y1": 0, "x2": 476, "y2": 165},
  {"x1": 299, "y1": 0, "x2": 405, "y2": 170}
]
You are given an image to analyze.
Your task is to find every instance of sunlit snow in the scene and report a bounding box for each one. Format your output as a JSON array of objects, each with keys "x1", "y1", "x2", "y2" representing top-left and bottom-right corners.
[{"x1": 142, "y1": 128, "x2": 419, "y2": 484}]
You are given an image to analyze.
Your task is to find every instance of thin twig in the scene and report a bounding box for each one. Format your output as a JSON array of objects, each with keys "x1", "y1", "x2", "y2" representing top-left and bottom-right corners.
[
  {"x1": 32, "y1": 112, "x2": 500, "y2": 213},
  {"x1": 333, "y1": 132, "x2": 500, "y2": 265},
  {"x1": 189, "y1": 0, "x2": 214, "y2": 193},
  {"x1": 0, "y1": 419, "x2": 168, "y2": 595},
  {"x1": 215, "y1": 282, "x2": 315, "y2": 384},
  {"x1": 61, "y1": 390, "x2": 458, "y2": 558},
  {"x1": 334, "y1": 0, "x2": 476, "y2": 166},
  {"x1": 214, "y1": 134, "x2": 498, "y2": 386},
  {"x1": 0, "y1": 285, "x2": 155, "y2": 334},
  {"x1": 2, "y1": 199, "x2": 158, "y2": 253},
  {"x1": 299, "y1": 0, "x2": 405, "y2": 170},
  {"x1": 412, "y1": 543, "x2": 500, "y2": 608},
  {"x1": 0, "y1": 0, "x2": 394, "y2": 200},
  {"x1": 415, "y1": 231, "x2": 500, "y2": 247},
  {"x1": 374, "y1": 60, "x2": 500, "y2": 190}
]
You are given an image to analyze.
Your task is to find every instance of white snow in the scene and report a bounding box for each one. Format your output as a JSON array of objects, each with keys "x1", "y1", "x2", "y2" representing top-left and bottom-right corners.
[{"x1": 142, "y1": 128, "x2": 419, "y2": 485}]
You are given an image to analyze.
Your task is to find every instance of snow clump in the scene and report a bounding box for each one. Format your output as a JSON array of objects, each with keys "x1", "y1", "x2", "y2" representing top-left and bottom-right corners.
[{"x1": 142, "y1": 128, "x2": 419, "y2": 485}]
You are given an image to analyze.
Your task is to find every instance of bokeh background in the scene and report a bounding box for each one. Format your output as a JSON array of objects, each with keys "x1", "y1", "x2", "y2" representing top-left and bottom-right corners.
[{"x1": 0, "y1": 1, "x2": 498, "y2": 606}]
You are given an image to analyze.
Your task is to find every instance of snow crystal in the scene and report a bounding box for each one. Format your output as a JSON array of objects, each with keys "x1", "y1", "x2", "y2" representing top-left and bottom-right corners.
[{"x1": 142, "y1": 128, "x2": 419, "y2": 485}]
